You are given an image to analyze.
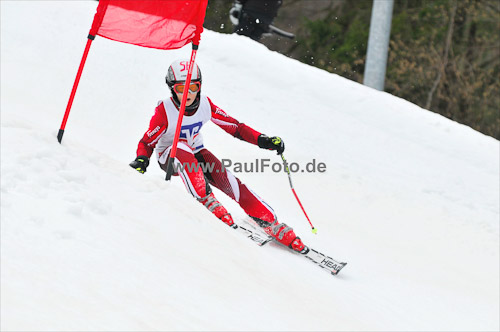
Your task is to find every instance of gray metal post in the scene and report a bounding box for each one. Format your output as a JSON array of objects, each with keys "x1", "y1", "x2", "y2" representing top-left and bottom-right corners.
[{"x1": 363, "y1": 0, "x2": 394, "y2": 91}]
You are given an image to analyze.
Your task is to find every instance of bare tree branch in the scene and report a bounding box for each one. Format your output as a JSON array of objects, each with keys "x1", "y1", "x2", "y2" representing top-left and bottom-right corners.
[{"x1": 425, "y1": 1, "x2": 458, "y2": 110}]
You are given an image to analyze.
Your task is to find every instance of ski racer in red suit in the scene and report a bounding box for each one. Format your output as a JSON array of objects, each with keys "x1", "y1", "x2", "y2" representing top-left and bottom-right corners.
[{"x1": 130, "y1": 59, "x2": 306, "y2": 253}]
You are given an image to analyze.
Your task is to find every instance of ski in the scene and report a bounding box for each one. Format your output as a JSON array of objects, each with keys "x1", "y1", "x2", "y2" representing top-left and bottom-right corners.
[
  {"x1": 268, "y1": 25, "x2": 295, "y2": 39},
  {"x1": 300, "y1": 247, "x2": 347, "y2": 276},
  {"x1": 233, "y1": 223, "x2": 273, "y2": 246},
  {"x1": 232, "y1": 219, "x2": 347, "y2": 276}
]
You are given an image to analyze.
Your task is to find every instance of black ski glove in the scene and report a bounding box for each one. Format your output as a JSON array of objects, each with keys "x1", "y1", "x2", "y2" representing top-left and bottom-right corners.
[
  {"x1": 258, "y1": 135, "x2": 285, "y2": 155},
  {"x1": 129, "y1": 156, "x2": 150, "y2": 174}
]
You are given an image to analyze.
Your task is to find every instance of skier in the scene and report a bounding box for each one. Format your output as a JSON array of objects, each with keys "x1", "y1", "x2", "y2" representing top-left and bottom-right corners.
[
  {"x1": 229, "y1": 0, "x2": 282, "y2": 41},
  {"x1": 130, "y1": 59, "x2": 307, "y2": 253}
]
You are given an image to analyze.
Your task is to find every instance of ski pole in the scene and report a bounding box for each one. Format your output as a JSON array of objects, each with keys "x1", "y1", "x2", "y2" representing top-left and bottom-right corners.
[{"x1": 280, "y1": 153, "x2": 317, "y2": 234}]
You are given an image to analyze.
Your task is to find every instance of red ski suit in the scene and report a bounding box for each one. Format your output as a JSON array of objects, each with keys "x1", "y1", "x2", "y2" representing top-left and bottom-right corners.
[{"x1": 136, "y1": 96, "x2": 277, "y2": 226}]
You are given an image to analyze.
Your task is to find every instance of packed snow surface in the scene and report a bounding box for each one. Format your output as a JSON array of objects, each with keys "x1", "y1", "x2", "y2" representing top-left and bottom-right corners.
[{"x1": 1, "y1": 2, "x2": 499, "y2": 331}]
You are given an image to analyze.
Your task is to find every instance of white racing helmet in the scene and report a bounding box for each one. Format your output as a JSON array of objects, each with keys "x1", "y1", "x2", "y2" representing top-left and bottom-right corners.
[{"x1": 165, "y1": 59, "x2": 202, "y2": 114}]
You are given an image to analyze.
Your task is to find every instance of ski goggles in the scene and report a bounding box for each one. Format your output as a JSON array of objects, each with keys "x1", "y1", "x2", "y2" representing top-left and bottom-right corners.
[{"x1": 173, "y1": 82, "x2": 200, "y2": 94}]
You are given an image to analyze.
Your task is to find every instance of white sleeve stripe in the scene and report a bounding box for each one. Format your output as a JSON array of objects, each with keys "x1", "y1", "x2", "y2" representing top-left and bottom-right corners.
[
  {"x1": 211, "y1": 118, "x2": 238, "y2": 128},
  {"x1": 148, "y1": 129, "x2": 167, "y2": 146}
]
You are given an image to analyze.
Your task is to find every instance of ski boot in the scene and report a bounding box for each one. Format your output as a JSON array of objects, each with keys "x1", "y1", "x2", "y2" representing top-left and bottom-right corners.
[
  {"x1": 264, "y1": 220, "x2": 309, "y2": 254},
  {"x1": 199, "y1": 193, "x2": 236, "y2": 228}
]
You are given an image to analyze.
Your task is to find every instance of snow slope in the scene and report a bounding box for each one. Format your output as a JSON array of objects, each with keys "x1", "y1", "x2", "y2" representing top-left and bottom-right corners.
[{"x1": 1, "y1": 2, "x2": 499, "y2": 331}]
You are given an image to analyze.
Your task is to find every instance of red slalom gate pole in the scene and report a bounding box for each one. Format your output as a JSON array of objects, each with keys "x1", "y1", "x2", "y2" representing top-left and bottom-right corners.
[
  {"x1": 57, "y1": 35, "x2": 95, "y2": 143},
  {"x1": 57, "y1": 0, "x2": 109, "y2": 143},
  {"x1": 280, "y1": 153, "x2": 318, "y2": 234},
  {"x1": 165, "y1": 44, "x2": 199, "y2": 181}
]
